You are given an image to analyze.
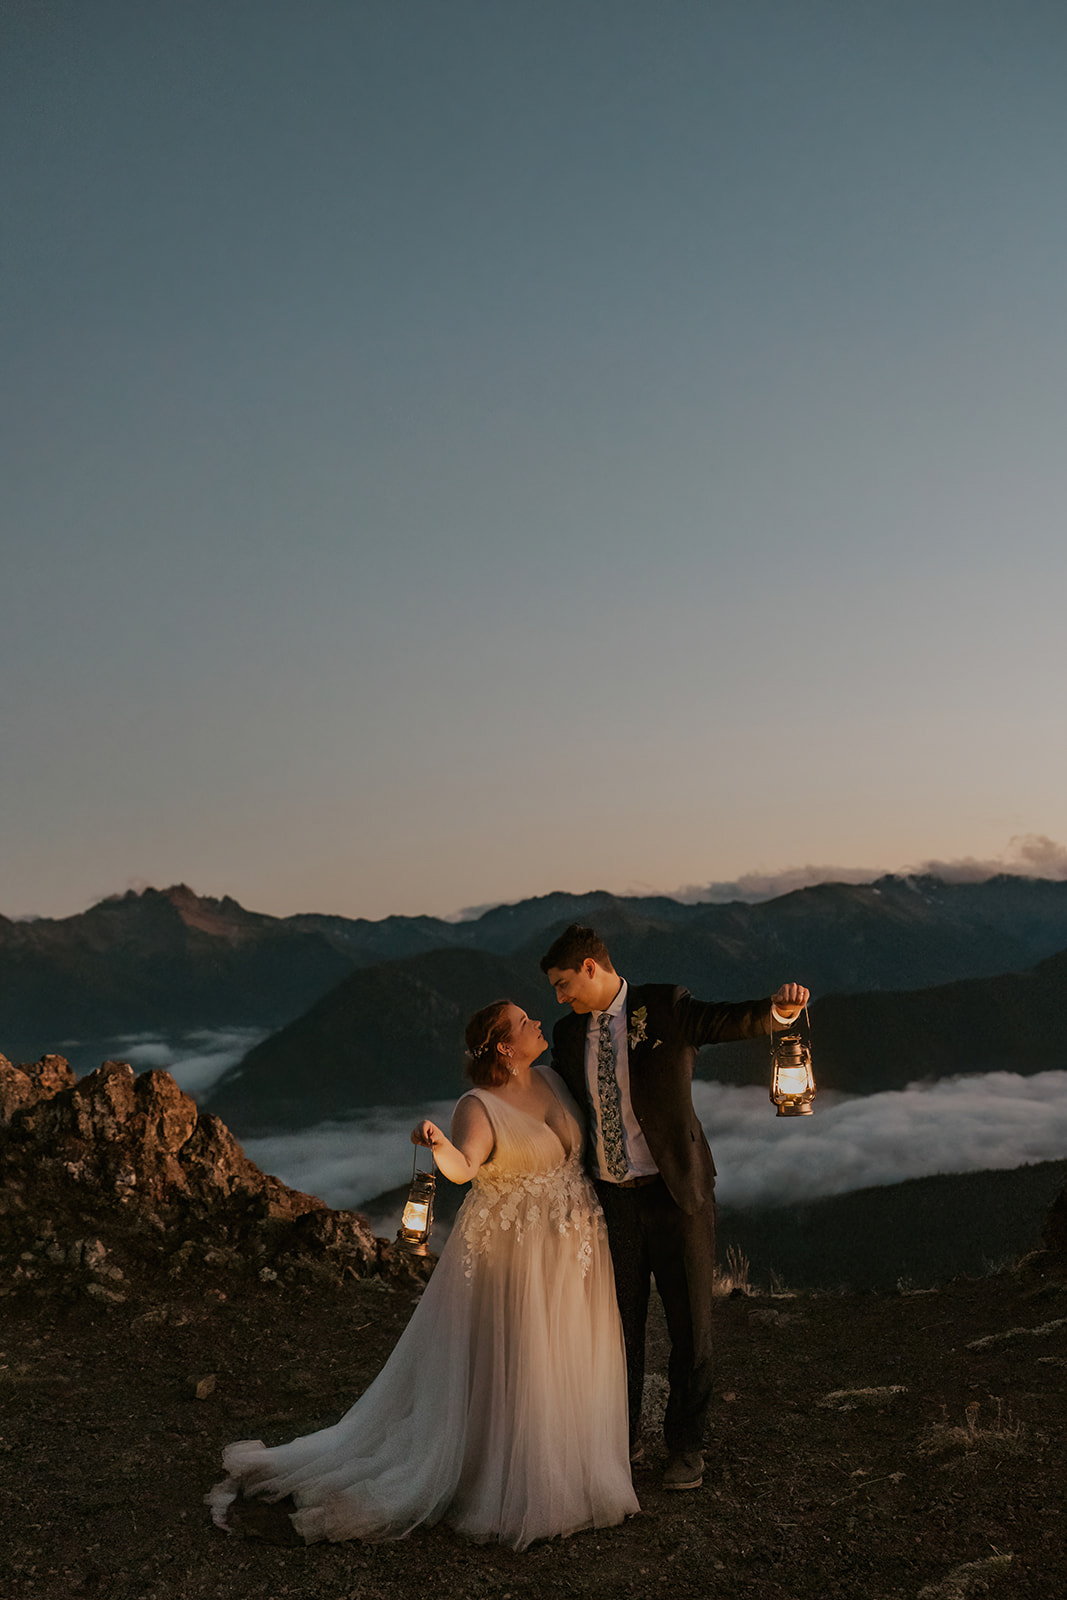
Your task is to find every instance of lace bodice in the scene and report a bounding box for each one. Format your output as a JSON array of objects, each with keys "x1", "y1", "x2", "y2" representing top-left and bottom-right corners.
[{"x1": 458, "y1": 1073, "x2": 604, "y2": 1279}]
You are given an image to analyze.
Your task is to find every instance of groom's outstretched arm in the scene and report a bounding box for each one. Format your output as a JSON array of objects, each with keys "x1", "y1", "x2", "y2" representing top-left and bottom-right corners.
[{"x1": 674, "y1": 981, "x2": 809, "y2": 1050}]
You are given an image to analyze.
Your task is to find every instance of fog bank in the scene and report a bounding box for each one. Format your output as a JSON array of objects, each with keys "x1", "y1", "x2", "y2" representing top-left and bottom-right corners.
[{"x1": 236, "y1": 1070, "x2": 1067, "y2": 1218}]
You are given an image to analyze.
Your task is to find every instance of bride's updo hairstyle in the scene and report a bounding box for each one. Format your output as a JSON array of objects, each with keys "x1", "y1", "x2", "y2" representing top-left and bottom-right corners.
[{"x1": 465, "y1": 999, "x2": 514, "y2": 1089}]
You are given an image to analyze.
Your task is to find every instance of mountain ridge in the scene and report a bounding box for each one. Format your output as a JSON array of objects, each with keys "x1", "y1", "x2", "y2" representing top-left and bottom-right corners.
[{"x1": 6, "y1": 875, "x2": 1067, "y2": 1119}]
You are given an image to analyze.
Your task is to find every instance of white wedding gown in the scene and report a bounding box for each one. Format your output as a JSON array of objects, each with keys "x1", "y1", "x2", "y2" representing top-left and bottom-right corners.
[{"x1": 207, "y1": 1068, "x2": 638, "y2": 1550}]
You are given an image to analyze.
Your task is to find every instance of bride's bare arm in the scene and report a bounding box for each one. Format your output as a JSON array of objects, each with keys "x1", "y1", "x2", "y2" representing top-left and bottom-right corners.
[{"x1": 410, "y1": 1096, "x2": 494, "y2": 1184}]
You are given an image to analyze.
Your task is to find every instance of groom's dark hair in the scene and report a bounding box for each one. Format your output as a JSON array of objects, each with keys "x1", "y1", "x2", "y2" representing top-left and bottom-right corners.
[{"x1": 539, "y1": 924, "x2": 615, "y2": 975}]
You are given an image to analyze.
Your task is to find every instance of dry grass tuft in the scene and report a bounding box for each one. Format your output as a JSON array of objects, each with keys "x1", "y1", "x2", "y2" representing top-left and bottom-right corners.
[
  {"x1": 817, "y1": 1385, "x2": 908, "y2": 1410},
  {"x1": 916, "y1": 1551, "x2": 1013, "y2": 1598},
  {"x1": 918, "y1": 1398, "x2": 1028, "y2": 1464},
  {"x1": 966, "y1": 1315, "x2": 1067, "y2": 1349}
]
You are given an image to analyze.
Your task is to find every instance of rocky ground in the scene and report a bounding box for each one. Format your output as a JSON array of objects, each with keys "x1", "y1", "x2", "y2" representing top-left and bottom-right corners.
[
  {"x1": 2, "y1": 1253, "x2": 1065, "y2": 1600},
  {"x1": 2, "y1": 1053, "x2": 1066, "y2": 1600}
]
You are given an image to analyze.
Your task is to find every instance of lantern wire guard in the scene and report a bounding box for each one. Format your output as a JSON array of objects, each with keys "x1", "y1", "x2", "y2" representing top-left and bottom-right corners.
[
  {"x1": 770, "y1": 1004, "x2": 816, "y2": 1117},
  {"x1": 396, "y1": 1144, "x2": 437, "y2": 1255}
]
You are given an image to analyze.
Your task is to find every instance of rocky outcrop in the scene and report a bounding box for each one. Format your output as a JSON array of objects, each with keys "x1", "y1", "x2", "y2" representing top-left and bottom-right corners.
[
  {"x1": 0, "y1": 1052, "x2": 425, "y2": 1301},
  {"x1": 0, "y1": 1051, "x2": 75, "y2": 1122}
]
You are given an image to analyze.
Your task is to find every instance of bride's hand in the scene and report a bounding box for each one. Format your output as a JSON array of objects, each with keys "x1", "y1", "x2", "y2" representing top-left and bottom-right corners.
[{"x1": 411, "y1": 1120, "x2": 442, "y2": 1148}]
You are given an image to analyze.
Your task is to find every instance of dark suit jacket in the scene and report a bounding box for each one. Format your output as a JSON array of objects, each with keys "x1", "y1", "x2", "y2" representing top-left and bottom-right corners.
[{"x1": 551, "y1": 983, "x2": 772, "y2": 1215}]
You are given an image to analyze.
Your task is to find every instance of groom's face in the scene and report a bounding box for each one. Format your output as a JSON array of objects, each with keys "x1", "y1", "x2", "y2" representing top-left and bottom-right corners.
[{"x1": 545, "y1": 960, "x2": 601, "y2": 1014}]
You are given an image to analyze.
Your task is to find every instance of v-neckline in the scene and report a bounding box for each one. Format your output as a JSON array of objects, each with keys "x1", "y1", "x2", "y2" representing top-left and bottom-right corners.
[{"x1": 473, "y1": 1080, "x2": 577, "y2": 1162}]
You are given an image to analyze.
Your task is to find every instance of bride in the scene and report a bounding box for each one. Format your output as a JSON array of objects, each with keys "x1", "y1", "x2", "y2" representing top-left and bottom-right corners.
[{"x1": 207, "y1": 999, "x2": 639, "y2": 1550}]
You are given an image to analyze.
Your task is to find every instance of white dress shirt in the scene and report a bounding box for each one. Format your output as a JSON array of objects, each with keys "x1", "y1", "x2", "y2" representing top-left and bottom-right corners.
[{"x1": 583, "y1": 978, "x2": 659, "y2": 1183}]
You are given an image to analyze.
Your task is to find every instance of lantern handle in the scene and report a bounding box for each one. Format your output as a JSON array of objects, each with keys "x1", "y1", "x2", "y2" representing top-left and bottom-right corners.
[
  {"x1": 411, "y1": 1143, "x2": 437, "y2": 1182},
  {"x1": 770, "y1": 1003, "x2": 812, "y2": 1058},
  {"x1": 779, "y1": 1003, "x2": 811, "y2": 1037}
]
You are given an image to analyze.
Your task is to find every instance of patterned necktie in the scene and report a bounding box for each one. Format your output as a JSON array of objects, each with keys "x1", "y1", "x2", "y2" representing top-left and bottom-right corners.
[{"x1": 596, "y1": 1012, "x2": 629, "y2": 1180}]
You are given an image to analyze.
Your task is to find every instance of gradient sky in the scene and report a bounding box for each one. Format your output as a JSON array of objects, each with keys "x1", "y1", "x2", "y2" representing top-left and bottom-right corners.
[{"x1": 4, "y1": 1, "x2": 1066, "y2": 923}]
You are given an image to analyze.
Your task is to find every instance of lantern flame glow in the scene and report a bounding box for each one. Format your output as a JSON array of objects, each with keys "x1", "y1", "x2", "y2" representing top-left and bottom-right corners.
[
  {"x1": 401, "y1": 1198, "x2": 430, "y2": 1232},
  {"x1": 397, "y1": 1159, "x2": 437, "y2": 1254},
  {"x1": 774, "y1": 1065, "x2": 812, "y2": 1096},
  {"x1": 770, "y1": 1008, "x2": 816, "y2": 1117}
]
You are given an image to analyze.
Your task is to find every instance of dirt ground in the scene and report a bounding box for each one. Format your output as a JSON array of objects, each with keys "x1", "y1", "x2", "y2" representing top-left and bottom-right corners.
[{"x1": 2, "y1": 1256, "x2": 1066, "y2": 1600}]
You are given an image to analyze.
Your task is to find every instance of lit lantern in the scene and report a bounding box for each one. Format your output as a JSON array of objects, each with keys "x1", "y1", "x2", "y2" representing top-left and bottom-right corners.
[
  {"x1": 770, "y1": 1006, "x2": 816, "y2": 1116},
  {"x1": 397, "y1": 1151, "x2": 437, "y2": 1255}
]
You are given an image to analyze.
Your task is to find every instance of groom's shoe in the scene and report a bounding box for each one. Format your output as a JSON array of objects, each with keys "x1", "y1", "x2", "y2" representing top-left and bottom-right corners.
[{"x1": 662, "y1": 1450, "x2": 704, "y2": 1491}]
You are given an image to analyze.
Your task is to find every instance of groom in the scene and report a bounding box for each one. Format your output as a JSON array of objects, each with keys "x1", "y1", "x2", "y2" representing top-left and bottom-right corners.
[{"x1": 541, "y1": 923, "x2": 808, "y2": 1492}]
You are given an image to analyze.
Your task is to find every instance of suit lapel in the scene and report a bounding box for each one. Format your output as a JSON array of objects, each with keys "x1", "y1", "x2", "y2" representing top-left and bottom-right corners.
[
  {"x1": 622, "y1": 986, "x2": 658, "y2": 1115},
  {"x1": 554, "y1": 1011, "x2": 587, "y2": 1101}
]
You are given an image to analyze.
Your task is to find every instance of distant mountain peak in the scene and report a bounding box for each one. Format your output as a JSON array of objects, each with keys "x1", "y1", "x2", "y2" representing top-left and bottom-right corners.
[
  {"x1": 153, "y1": 884, "x2": 266, "y2": 940},
  {"x1": 94, "y1": 884, "x2": 268, "y2": 943}
]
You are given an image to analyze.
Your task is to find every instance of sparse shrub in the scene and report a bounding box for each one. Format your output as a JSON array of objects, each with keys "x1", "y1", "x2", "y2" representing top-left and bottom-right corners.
[
  {"x1": 716, "y1": 1245, "x2": 751, "y2": 1296},
  {"x1": 918, "y1": 1397, "x2": 1028, "y2": 1464}
]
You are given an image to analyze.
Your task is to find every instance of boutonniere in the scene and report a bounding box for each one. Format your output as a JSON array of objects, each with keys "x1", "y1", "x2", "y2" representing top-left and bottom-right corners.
[{"x1": 628, "y1": 1006, "x2": 649, "y2": 1049}]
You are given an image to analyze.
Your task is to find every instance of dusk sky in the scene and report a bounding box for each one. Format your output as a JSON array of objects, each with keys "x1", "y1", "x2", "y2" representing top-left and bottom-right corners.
[{"x1": 4, "y1": 1, "x2": 1066, "y2": 924}]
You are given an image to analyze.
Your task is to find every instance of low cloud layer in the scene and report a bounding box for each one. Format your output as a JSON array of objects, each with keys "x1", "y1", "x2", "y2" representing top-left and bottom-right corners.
[
  {"x1": 235, "y1": 1070, "x2": 1067, "y2": 1222},
  {"x1": 697, "y1": 1069, "x2": 1067, "y2": 1210},
  {"x1": 242, "y1": 1102, "x2": 457, "y2": 1223},
  {"x1": 112, "y1": 1028, "x2": 267, "y2": 1097}
]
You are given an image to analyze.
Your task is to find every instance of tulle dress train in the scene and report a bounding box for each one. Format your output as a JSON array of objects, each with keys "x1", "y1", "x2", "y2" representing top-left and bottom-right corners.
[{"x1": 207, "y1": 1068, "x2": 638, "y2": 1550}]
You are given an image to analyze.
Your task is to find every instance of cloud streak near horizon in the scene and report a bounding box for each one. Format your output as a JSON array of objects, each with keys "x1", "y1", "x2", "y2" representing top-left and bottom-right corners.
[
  {"x1": 676, "y1": 834, "x2": 1067, "y2": 905},
  {"x1": 18, "y1": 834, "x2": 1067, "y2": 924}
]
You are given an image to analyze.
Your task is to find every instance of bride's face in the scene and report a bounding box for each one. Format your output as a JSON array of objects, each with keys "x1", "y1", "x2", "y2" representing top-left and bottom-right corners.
[{"x1": 503, "y1": 1004, "x2": 547, "y2": 1066}]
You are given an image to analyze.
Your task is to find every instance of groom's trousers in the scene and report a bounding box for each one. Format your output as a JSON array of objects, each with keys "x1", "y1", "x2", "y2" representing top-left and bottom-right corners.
[{"x1": 594, "y1": 1174, "x2": 716, "y2": 1455}]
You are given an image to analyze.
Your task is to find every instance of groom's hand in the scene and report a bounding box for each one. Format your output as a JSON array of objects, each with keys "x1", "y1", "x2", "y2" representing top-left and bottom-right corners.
[{"x1": 770, "y1": 982, "x2": 810, "y2": 1023}]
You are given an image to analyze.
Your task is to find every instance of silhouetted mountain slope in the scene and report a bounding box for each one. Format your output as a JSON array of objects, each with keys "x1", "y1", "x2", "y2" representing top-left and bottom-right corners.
[
  {"x1": 719, "y1": 1158, "x2": 1067, "y2": 1292},
  {"x1": 206, "y1": 947, "x2": 548, "y2": 1131},
  {"x1": 803, "y1": 946, "x2": 1066, "y2": 1094},
  {"x1": 684, "y1": 945, "x2": 1067, "y2": 1096},
  {"x1": 0, "y1": 886, "x2": 353, "y2": 1060},
  {"x1": 211, "y1": 924, "x2": 1067, "y2": 1133}
]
